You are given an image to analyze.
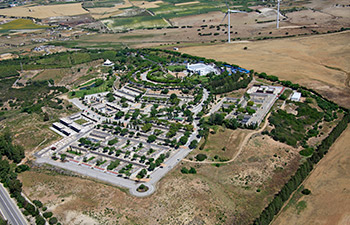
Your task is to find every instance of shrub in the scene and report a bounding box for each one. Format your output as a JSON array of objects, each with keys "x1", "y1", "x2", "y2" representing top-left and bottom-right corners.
[
  {"x1": 181, "y1": 167, "x2": 189, "y2": 174},
  {"x1": 49, "y1": 217, "x2": 58, "y2": 224},
  {"x1": 189, "y1": 167, "x2": 197, "y2": 174},
  {"x1": 299, "y1": 148, "x2": 314, "y2": 157},
  {"x1": 33, "y1": 200, "x2": 43, "y2": 208},
  {"x1": 301, "y1": 188, "x2": 311, "y2": 195},
  {"x1": 195, "y1": 154, "x2": 207, "y2": 161},
  {"x1": 43, "y1": 211, "x2": 53, "y2": 218}
]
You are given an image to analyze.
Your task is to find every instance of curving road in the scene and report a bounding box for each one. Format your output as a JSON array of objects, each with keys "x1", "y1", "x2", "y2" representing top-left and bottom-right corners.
[{"x1": 0, "y1": 184, "x2": 28, "y2": 225}]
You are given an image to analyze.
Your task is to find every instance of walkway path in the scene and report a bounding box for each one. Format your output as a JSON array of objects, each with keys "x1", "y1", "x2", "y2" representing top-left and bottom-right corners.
[{"x1": 182, "y1": 112, "x2": 271, "y2": 164}]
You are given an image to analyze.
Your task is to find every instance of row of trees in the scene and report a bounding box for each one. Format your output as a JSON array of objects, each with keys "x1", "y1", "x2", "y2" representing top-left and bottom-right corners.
[
  {"x1": 253, "y1": 113, "x2": 350, "y2": 225},
  {"x1": 0, "y1": 130, "x2": 60, "y2": 224},
  {"x1": 207, "y1": 73, "x2": 253, "y2": 94}
]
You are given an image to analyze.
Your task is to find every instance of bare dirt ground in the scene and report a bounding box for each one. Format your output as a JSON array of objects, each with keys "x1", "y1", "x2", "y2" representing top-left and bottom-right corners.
[
  {"x1": 180, "y1": 31, "x2": 350, "y2": 108},
  {"x1": 272, "y1": 125, "x2": 350, "y2": 225}
]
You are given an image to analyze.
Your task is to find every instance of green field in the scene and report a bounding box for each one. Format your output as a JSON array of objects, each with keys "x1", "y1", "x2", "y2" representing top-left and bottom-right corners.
[
  {"x1": 149, "y1": 2, "x2": 226, "y2": 19},
  {"x1": 83, "y1": 0, "x2": 124, "y2": 8},
  {"x1": 69, "y1": 76, "x2": 116, "y2": 98},
  {"x1": 0, "y1": 19, "x2": 50, "y2": 30}
]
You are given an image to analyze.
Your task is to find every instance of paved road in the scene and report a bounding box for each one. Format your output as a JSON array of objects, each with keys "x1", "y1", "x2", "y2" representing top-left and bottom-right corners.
[
  {"x1": 191, "y1": 88, "x2": 209, "y2": 115},
  {"x1": 0, "y1": 184, "x2": 27, "y2": 225},
  {"x1": 206, "y1": 96, "x2": 225, "y2": 116},
  {"x1": 35, "y1": 88, "x2": 209, "y2": 197}
]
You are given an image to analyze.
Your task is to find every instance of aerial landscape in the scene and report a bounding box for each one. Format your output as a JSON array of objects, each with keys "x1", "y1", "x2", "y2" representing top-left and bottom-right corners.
[{"x1": 0, "y1": 0, "x2": 349, "y2": 224}]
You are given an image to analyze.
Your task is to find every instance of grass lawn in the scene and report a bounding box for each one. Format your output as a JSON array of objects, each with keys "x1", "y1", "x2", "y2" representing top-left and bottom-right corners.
[
  {"x1": 69, "y1": 77, "x2": 115, "y2": 98},
  {"x1": 166, "y1": 65, "x2": 186, "y2": 72},
  {"x1": 74, "y1": 118, "x2": 88, "y2": 125}
]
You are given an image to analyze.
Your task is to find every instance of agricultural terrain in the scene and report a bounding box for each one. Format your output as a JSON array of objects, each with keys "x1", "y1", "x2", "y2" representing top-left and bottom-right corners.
[
  {"x1": 180, "y1": 31, "x2": 350, "y2": 108},
  {"x1": 272, "y1": 126, "x2": 350, "y2": 225}
]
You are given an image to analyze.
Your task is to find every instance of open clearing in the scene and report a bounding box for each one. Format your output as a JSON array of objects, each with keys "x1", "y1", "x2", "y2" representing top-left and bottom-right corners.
[
  {"x1": 272, "y1": 125, "x2": 350, "y2": 225},
  {"x1": 180, "y1": 31, "x2": 350, "y2": 108},
  {"x1": 0, "y1": 3, "x2": 88, "y2": 19}
]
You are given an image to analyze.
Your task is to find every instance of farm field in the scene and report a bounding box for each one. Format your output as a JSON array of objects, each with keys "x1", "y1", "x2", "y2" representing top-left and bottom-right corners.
[
  {"x1": 272, "y1": 126, "x2": 350, "y2": 225},
  {"x1": 0, "y1": 19, "x2": 49, "y2": 30},
  {"x1": 180, "y1": 31, "x2": 350, "y2": 108},
  {"x1": 103, "y1": 15, "x2": 169, "y2": 31},
  {"x1": 0, "y1": 3, "x2": 88, "y2": 19}
]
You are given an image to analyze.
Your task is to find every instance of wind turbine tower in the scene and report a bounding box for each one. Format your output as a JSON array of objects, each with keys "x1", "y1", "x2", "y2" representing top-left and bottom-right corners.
[
  {"x1": 221, "y1": 1, "x2": 247, "y2": 43},
  {"x1": 276, "y1": 0, "x2": 281, "y2": 29}
]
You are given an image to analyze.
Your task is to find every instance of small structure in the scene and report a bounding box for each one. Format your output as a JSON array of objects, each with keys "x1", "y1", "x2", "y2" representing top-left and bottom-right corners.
[
  {"x1": 291, "y1": 92, "x2": 301, "y2": 102},
  {"x1": 103, "y1": 59, "x2": 114, "y2": 67}
]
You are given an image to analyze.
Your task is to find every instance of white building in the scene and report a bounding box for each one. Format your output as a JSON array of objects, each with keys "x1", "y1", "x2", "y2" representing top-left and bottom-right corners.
[
  {"x1": 103, "y1": 59, "x2": 114, "y2": 67},
  {"x1": 186, "y1": 63, "x2": 219, "y2": 76},
  {"x1": 291, "y1": 92, "x2": 301, "y2": 102}
]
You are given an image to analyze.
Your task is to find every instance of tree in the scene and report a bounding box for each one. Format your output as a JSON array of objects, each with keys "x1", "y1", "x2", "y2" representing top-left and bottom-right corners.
[
  {"x1": 136, "y1": 169, "x2": 147, "y2": 179},
  {"x1": 301, "y1": 188, "x2": 311, "y2": 195},
  {"x1": 189, "y1": 140, "x2": 198, "y2": 149},
  {"x1": 209, "y1": 113, "x2": 224, "y2": 125},
  {"x1": 60, "y1": 154, "x2": 66, "y2": 161},
  {"x1": 161, "y1": 89, "x2": 169, "y2": 94},
  {"x1": 25, "y1": 203, "x2": 36, "y2": 216},
  {"x1": 49, "y1": 217, "x2": 58, "y2": 225},
  {"x1": 179, "y1": 136, "x2": 188, "y2": 145},
  {"x1": 189, "y1": 167, "x2": 197, "y2": 174},
  {"x1": 142, "y1": 123, "x2": 152, "y2": 133},
  {"x1": 33, "y1": 200, "x2": 43, "y2": 208},
  {"x1": 35, "y1": 215, "x2": 46, "y2": 225},
  {"x1": 147, "y1": 135, "x2": 156, "y2": 143},
  {"x1": 15, "y1": 164, "x2": 30, "y2": 173},
  {"x1": 43, "y1": 212, "x2": 53, "y2": 218},
  {"x1": 43, "y1": 112, "x2": 49, "y2": 121},
  {"x1": 181, "y1": 167, "x2": 189, "y2": 174},
  {"x1": 195, "y1": 154, "x2": 207, "y2": 161}
]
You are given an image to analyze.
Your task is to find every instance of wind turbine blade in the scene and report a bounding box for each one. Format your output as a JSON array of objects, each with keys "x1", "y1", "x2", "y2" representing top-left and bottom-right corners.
[
  {"x1": 225, "y1": 0, "x2": 229, "y2": 8},
  {"x1": 221, "y1": 12, "x2": 228, "y2": 24}
]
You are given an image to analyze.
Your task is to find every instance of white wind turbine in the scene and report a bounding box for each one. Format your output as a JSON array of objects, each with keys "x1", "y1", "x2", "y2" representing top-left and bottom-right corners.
[
  {"x1": 276, "y1": 0, "x2": 281, "y2": 29},
  {"x1": 221, "y1": 0, "x2": 247, "y2": 43}
]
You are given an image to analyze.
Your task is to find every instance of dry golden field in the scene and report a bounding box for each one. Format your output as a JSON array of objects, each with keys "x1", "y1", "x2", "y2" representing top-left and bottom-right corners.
[
  {"x1": 272, "y1": 126, "x2": 350, "y2": 225},
  {"x1": 0, "y1": 3, "x2": 88, "y2": 19},
  {"x1": 180, "y1": 31, "x2": 350, "y2": 108}
]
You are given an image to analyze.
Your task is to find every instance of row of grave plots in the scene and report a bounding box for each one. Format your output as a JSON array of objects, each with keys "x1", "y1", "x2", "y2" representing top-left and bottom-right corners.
[
  {"x1": 60, "y1": 128, "x2": 177, "y2": 178},
  {"x1": 97, "y1": 121, "x2": 186, "y2": 144}
]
